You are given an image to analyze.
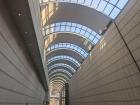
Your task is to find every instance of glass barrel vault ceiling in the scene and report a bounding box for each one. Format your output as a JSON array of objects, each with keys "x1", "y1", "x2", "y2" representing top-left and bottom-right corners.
[
  {"x1": 48, "y1": 63, "x2": 76, "y2": 73},
  {"x1": 44, "y1": 22, "x2": 101, "y2": 45},
  {"x1": 40, "y1": 0, "x2": 129, "y2": 83},
  {"x1": 40, "y1": 0, "x2": 129, "y2": 19},
  {"x1": 46, "y1": 43, "x2": 88, "y2": 58},
  {"x1": 49, "y1": 69, "x2": 73, "y2": 77},
  {"x1": 48, "y1": 55, "x2": 80, "y2": 67}
]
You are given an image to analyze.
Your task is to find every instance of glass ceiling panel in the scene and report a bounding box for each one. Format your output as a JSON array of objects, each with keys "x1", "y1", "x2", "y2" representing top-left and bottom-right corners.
[
  {"x1": 44, "y1": 22, "x2": 101, "y2": 45},
  {"x1": 40, "y1": 0, "x2": 129, "y2": 19},
  {"x1": 48, "y1": 63, "x2": 76, "y2": 72},
  {"x1": 49, "y1": 69, "x2": 72, "y2": 77},
  {"x1": 46, "y1": 43, "x2": 88, "y2": 58},
  {"x1": 48, "y1": 55, "x2": 80, "y2": 67}
]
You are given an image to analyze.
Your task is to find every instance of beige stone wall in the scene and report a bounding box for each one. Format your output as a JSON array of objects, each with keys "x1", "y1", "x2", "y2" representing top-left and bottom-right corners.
[
  {"x1": 69, "y1": 0, "x2": 140, "y2": 105},
  {"x1": 0, "y1": 1, "x2": 45, "y2": 104}
]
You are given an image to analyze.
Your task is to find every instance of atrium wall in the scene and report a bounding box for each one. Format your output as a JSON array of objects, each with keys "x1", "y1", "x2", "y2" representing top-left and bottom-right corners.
[
  {"x1": 0, "y1": 1, "x2": 45, "y2": 104},
  {"x1": 69, "y1": 0, "x2": 140, "y2": 105}
]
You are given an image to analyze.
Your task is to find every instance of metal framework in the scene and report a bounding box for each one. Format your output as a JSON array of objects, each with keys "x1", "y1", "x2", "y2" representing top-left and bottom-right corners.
[
  {"x1": 46, "y1": 43, "x2": 88, "y2": 58},
  {"x1": 40, "y1": 0, "x2": 128, "y2": 19},
  {"x1": 48, "y1": 55, "x2": 80, "y2": 67},
  {"x1": 50, "y1": 77, "x2": 67, "y2": 83},
  {"x1": 49, "y1": 73, "x2": 71, "y2": 80},
  {"x1": 39, "y1": 0, "x2": 129, "y2": 85},
  {"x1": 49, "y1": 72, "x2": 72, "y2": 79},
  {"x1": 44, "y1": 22, "x2": 101, "y2": 44},
  {"x1": 48, "y1": 63, "x2": 76, "y2": 73},
  {"x1": 49, "y1": 69, "x2": 73, "y2": 77}
]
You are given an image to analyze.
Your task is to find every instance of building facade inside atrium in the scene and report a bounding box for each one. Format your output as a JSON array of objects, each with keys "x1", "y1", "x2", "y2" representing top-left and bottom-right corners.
[{"x1": 0, "y1": 0, "x2": 140, "y2": 105}]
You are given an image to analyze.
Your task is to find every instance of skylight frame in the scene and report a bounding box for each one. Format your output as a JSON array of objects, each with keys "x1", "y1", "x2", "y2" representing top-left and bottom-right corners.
[
  {"x1": 48, "y1": 55, "x2": 80, "y2": 67},
  {"x1": 49, "y1": 73, "x2": 71, "y2": 80},
  {"x1": 40, "y1": 0, "x2": 129, "y2": 19},
  {"x1": 44, "y1": 22, "x2": 101, "y2": 45},
  {"x1": 50, "y1": 77, "x2": 67, "y2": 82},
  {"x1": 49, "y1": 69, "x2": 73, "y2": 77},
  {"x1": 46, "y1": 43, "x2": 88, "y2": 58},
  {"x1": 48, "y1": 63, "x2": 76, "y2": 73}
]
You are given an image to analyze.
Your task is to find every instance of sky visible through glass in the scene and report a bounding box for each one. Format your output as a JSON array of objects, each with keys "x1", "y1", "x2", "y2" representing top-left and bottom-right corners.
[{"x1": 41, "y1": 0, "x2": 128, "y2": 19}]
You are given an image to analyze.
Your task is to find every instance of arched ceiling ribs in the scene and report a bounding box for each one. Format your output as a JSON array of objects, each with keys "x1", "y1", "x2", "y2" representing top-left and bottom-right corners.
[
  {"x1": 50, "y1": 81, "x2": 64, "y2": 87},
  {"x1": 50, "y1": 80, "x2": 64, "y2": 85},
  {"x1": 50, "y1": 82, "x2": 64, "y2": 88},
  {"x1": 50, "y1": 79, "x2": 67, "y2": 85},
  {"x1": 40, "y1": 0, "x2": 129, "y2": 19},
  {"x1": 49, "y1": 73, "x2": 70, "y2": 81},
  {"x1": 50, "y1": 80, "x2": 65, "y2": 85},
  {"x1": 48, "y1": 59, "x2": 79, "y2": 69},
  {"x1": 44, "y1": 22, "x2": 101, "y2": 45},
  {"x1": 49, "y1": 69, "x2": 73, "y2": 77},
  {"x1": 50, "y1": 77, "x2": 67, "y2": 83},
  {"x1": 47, "y1": 55, "x2": 80, "y2": 67},
  {"x1": 48, "y1": 66, "x2": 75, "y2": 75},
  {"x1": 40, "y1": 2, "x2": 111, "y2": 33},
  {"x1": 49, "y1": 70, "x2": 72, "y2": 79},
  {"x1": 45, "y1": 33, "x2": 93, "y2": 52},
  {"x1": 48, "y1": 63, "x2": 76, "y2": 73},
  {"x1": 46, "y1": 43, "x2": 88, "y2": 58},
  {"x1": 50, "y1": 82, "x2": 64, "y2": 90},
  {"x1": 46, "y1": 50, "x2": 84, "y2": 63},
  {"x1": 48, "y1": 60, "x2": 78, "y2": 70}
]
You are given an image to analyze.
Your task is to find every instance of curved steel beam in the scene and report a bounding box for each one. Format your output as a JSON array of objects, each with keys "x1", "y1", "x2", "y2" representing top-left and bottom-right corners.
[
  {"x1": 49, "y1": 72, "x2": 72, "y2": 79},
  {"x1": 48, "y1": 55, "x2": 80, "y2": 66},
  {"x1": 48, "y1": 63, "x2": 76, "y2": 73},
  {"x1": 48, "y1": 59, "x2": 79, "y2": 69},
  {"x1": 46, "y1": 43, "x2": 88, "y2": 58},
  {"x1": 40, "y1": 0, "x2": 128, "y2": 19},
  {"x1": 50, "y1": 77, "x2": 67, "y2": 83},
  {"x1": 49, "y1": 74, "x2": 70, "y2": 81},
  {"x1": 46, "y1": 50, "x2": 84, "y2": 63},
  {"x1": 49, "y1": 69, "x2": 73, "y2": 77},
  {"x1": 41, "y1": 2, "x2": 111, "y2": 33}
]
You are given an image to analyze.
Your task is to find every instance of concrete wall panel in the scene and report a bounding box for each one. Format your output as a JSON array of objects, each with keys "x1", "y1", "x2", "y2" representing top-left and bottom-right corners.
[
  {"x1": 0, "y1": 1, "x2": 45, "y2": 104},
  {"x1": 69, "y1": 0, "x2": 140, "y2": 105}
]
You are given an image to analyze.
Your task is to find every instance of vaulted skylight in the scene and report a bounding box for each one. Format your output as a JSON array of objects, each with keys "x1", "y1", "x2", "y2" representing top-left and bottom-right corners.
[
  {"x1": 48, "y1": 63, "x2": 76, "y2": 72},
  {"x1": 44, "y1": 22, "x2": 101, "y2": 44},
  {"x1": 40, "y1": 0, "x2": 128, "y2": 19},
  {"x1": 48, "y1": 55, "x2": 80, "y2": 67},
  {"x1": 49, "y1": 69, "x2": 73, "y2": 77},
  {"x1": 46, "y1": 43, "x2": 88, "y2": 58}
]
